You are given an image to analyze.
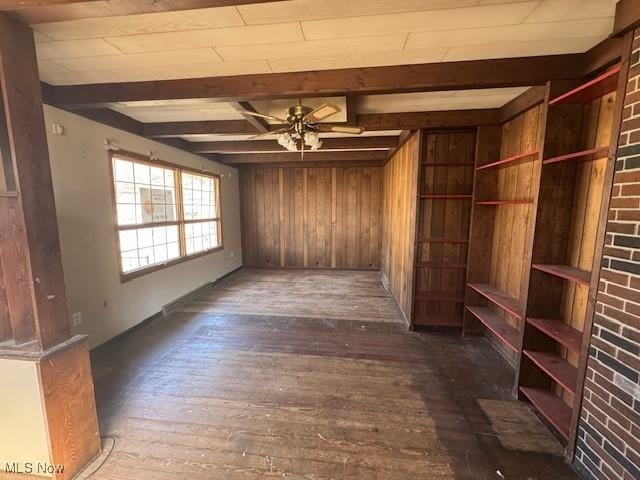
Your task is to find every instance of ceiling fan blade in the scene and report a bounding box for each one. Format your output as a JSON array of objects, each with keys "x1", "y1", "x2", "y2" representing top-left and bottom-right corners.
[
  {"x1": 304, "y1": 103, "x2": 341, "y2": 123},
  {"x1": 317, "y1": 124, "x2": 365, "y2": 134},
  {"x1": 239, "y1": 110, "x2": 286, "y2": 123},
  {"x1": 248, "y1": 127, "x2": 288, "y2": 140}
]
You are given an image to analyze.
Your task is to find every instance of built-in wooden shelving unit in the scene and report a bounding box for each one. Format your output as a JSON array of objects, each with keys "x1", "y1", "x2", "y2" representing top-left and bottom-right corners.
[
  {"x1": 516, "y1": 65, "x2": 622, "y2": 452},
  {"x1": 412, "y1": 130, "x2": 476, "y2": 329},
  {"x1": 464, "y1": 99, "x2": 544, "y2": 363}
]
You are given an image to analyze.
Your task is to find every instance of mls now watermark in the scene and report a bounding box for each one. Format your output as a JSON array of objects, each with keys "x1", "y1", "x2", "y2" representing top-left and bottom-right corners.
[{"x1": 5, "y1": 462, "x2": 65, "y2": 475}]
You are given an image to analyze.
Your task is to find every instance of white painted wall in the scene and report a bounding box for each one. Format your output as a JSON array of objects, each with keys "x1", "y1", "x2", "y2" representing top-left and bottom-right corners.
[{"x1": 44, "y1": 106, "x2": 242, "y2": 349}]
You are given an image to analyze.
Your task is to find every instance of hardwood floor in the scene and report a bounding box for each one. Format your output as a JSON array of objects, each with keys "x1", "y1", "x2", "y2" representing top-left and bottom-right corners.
[{"x1": 88, "y1": 268, "x2": 578, "y2": 480}]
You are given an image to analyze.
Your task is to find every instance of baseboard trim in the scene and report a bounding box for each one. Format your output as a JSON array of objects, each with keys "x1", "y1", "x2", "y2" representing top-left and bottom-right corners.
[{"x1": 91, "y1": 266, "x2": 242, "y2": 355}]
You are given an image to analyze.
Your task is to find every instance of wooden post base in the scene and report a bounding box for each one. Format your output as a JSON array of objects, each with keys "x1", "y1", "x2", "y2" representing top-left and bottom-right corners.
[{"x1": 0, "y1": 336, "x2": 100, "y2": 479}]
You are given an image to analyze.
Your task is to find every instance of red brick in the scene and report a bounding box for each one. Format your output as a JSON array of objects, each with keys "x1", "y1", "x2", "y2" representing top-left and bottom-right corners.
[
  {"x1": 603, "y1": 245, "x2": 632, "y2": 259},
  {"x1": 586, "y1": 375, "x2": 613, "y2": 401},
  {"x1": 620, "y1": 133, "x2": 630, "y2": 146},
  {"x1": 625, "y1": 300, "x2": 640, "y2": 317},
  {"x1": 601, "y1": 269, "x2": 630, "y2": 287},
  {"x1": 617, "y1": 350, "x2": 640, "y2": 373},
  {"x1": 622, "y1": 327, "x2": 640, "y2": 344},
  {"x1": 610, "y1": 197, "x2": 640, "y2": 209},
  {"x1": 623, "y1": 105, "x2": 634, "y2": 121},
  {"x1": 607, "y1": 283, "x2": 640, "y2": 303},
  {"x1": 624, "y1": 90, "x2": 640, "y2": 107},
  {"x1": 630, "y1": 276, "x2": 640, "y2": 290},
  {"x1": 622, "y1": 117, "x2": 640, "y2": 132},
  {"x1": 603, "y1": 306, "x2": 640, "y2": 330},
  {"x1": 617, "y1": 209, "x2": 640, "y2": 222},
  {"x1": 611, "y1": 397, "x2": 640, "y2": 429},
  {"x1": 630, "y1": 130, "x2": 640, "y2": 144},
  {"x1": 619, "y1": 183, "x2": 640, "y2": 197},
  {"x1": 598, "y1": 291, "x2": 627, "y2": 310}
]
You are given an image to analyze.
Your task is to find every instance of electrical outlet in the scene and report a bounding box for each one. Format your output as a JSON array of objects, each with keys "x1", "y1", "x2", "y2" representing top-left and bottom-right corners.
[{"x1": 72, "y1": 312, "x2": 82, "y2": 327}]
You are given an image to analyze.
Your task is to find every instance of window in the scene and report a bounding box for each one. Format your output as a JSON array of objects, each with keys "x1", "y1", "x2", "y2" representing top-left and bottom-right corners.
[{"x1": 110, "y1": 151, "x2": 222, "y2": 279}]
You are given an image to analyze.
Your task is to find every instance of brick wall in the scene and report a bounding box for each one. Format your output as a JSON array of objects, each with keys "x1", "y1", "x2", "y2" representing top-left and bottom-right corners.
[{"x1": 574, "y1": 29, "x2": 640, "y2": 480}]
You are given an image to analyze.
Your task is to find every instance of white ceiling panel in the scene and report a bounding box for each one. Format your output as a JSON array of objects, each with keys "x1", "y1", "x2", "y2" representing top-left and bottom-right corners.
[
  {"x1": 358, "y1": 88, "x2": 530, "y2": 114},
  {"x1": 33, "y1": 7, "x2": 244, "y2": 40},
  {"x1": 112, "y1": 101, "x2": 245, "y2": 123},
  {"x1": 32, "y1": 1, "x2": 617, "y2": 88}
]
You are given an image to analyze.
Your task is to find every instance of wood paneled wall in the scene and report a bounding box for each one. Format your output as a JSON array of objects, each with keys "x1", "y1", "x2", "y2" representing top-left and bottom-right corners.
[
  {"x1": 240, "y1": 165, "x2": 382, "y2": 269},
  {"x1": 381, "y1": 132, "x2": 421, "y2": 324}
]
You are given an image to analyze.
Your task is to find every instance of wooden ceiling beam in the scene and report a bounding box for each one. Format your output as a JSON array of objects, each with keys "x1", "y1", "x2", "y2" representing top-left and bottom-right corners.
[
  {"x1": 233, "y1": 160, "x2": 386, "y2": 168},
  {"x1": 9, "y1": 0, "x2": 287, "y2": 23},
  {"x1": 612, "y1": 0, "x2": 640, "y2": 37},
  {"x1": 143, "y1": 119, "x2": 258, "y2": 137},
  {"x1": 218, "y1": 150, "x2": 388, "y2": 164},
  {"x1": 357, "y1": 109, "x2": 500, "y2": 130},
  {"x1": 43, "y1": 55, "x2": 585, "y2": 109},
  {"x1": 139, "y1": 109, "x2": 500, "y2": 137},
  {"x1": 190, "y1": 136, "x2": 398, "y2": 153}
]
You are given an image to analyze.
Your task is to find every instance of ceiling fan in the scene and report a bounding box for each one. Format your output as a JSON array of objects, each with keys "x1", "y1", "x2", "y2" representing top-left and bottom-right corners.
[{"x1": 238, "y1": 100, "x2": 364, "y2": 159}]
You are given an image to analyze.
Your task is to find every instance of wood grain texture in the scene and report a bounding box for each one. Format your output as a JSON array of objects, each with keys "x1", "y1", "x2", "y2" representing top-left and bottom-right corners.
[
  {"x1": 465, "y1": 104, "x2": 544, "y2": 364},
  {"x1": 414, "y1": 131, "x2": 475, "y2": 327},
  {"x1": 38, "y1": 337, "x2": 100, "y2": 480},
  {"x1": 520, "y1": 78, "x2": 620, "y2": 444},
  {"x1": 0, "y1": 13, "x2": 70, "y2": 349},
  {"x1": 381, "y1": 131, "x2": 421, "y2": 326},
  {"x1": 240, "y1": 166, "x2": 382, "y2": 269},
  {"x1": 87, "y1": 268, "x2": 579, "y2": 480},
  {"x1": 44, "y1": 55, "x2": 585, "y2": 107}
]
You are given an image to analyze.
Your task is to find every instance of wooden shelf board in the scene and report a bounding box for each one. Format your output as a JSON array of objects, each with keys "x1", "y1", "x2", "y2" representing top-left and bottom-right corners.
[
  {"x1": 532, "y1": 264, "x2": 591, "y2": 286},
  {"x1": 543, "y1": 146, "x2": 609, "y2": 165},
  {"x1": 466, "y1": 306, "x2": 519, "y2": 352},
  {"x1": 414, "y1": 291, "x2": 465, "y2": 303},
  {"x1": 520, "y1": 387, "x2": 572, "y2": 440},
  {"x1": 422, "y1": 162, "x2": 475, "y2": 167},
  {"x1": 415, "y1": 262, "x2": 467, "y2": 270},
  {"x1": 414, "y1": 315, "x2": 463, "y2": 327},
  {"x1": 527, "y1": 318, "x2": 582, "y2": 353},
  {"x1": 474, "y1": 199, "x2": 532, "y2": 205},
  {"x1": 523, "y1": 350, "x2": 578, "y2": 394},
  {"x1": 549, "y1": 66, "x2": 621, "y2": 105},
  {"x1": 476, "y1": 150, "x2": 539, "y2": 171},
  {"x1": 417, "y1": 237, "x2": 469, "y2": 244},
  {"x1": 467, "y1": 283, "x2": 523, "y2": 319},
  {"x1": 420, "y1": 194, "x2": 473, "y2": 199}
]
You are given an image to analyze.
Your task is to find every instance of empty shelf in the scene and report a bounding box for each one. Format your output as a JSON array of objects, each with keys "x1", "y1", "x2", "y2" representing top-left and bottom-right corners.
[
  {"x1": 414, "y1": 291, "x2": 465, "y2": 302},
  {"x1": 520, "y1": 387, "x2": 572, "y2": 440},
  {"x1": 476, "y1": 150, "x2": 539, "y2": 170},
  {"x1": 466, "y1": 306, "x2": 519, "y2": 352},
  {"x1": 467, "y1": 283, "x2": 523, "y2": 319},
  {"x1": 549, "y1": 66, "x2": 620, "y2": 105},
  {"x1": 532, "y1": 264, "x2": 591, "y2": 286},
  {"x1": 527, "y1": 318, "x2": 582, "y2": 354},
  {"x1": 420, "y1": 194, "x2": 473, "y2": 199},
  {"x1": 543, "y1": 146, "x2": 609, "y2": 165},
  {"x1": 523, "y1": 350, "x2": 578, "y2": 394},
  {"x1": 416, "y1": 237, "x2": 469, "y2": 244},
  {"x1": 415, "y1": 262, "x2": 467, "y2": 270},
  {"x1": 475, "y1": 199, "x2": 532, "y2": 205}
]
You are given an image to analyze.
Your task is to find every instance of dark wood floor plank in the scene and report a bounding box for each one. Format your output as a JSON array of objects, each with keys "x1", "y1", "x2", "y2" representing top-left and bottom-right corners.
[{"x1": 90, "y1": 268, "x2": 577, "y2": 480}]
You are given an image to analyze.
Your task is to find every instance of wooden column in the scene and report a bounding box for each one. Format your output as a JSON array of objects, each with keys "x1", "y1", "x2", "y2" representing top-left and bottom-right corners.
[
  {"x1": 0, "y1": 12, "x2": 69, "y2": 350},
  {"x1": 0, "y1": 12, "x2": 100, "y2": 480}
]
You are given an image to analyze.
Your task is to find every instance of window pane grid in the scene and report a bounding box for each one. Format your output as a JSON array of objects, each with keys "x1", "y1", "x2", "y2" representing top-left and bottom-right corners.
[
  {"x1": 113, "y1": 157, "x2": 177, "y2": 227},
  {"x1": 112, "y1": 154, "x2": 222, "y2": 277}
]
